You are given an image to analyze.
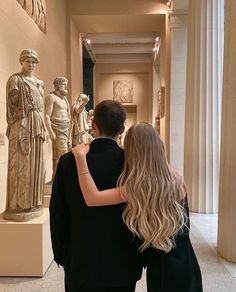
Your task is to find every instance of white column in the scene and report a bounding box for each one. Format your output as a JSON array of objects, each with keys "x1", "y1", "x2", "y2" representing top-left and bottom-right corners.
[
  {"x1": 184, "y1": 0, "x2": 224, "y2": 213},
  {"x1": 169, "y1": 13, "x2": 187, "y2": 174},
  {"x1": 218, "y1": 0, "x2": 236, "y2": 263}
]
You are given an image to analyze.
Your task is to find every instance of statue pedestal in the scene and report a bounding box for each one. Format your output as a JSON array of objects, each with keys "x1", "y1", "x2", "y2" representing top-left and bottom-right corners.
[
  {"x1": 44, "y1": 183, "x2": 52, "y2": 208},
  {"x1": 0, "y1": 209, "x2": 53, "y2": 276}
]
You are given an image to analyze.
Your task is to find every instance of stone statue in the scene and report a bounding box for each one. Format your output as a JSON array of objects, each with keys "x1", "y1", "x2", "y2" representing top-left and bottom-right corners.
[
  {"x1": 118, "y1": 122, "x2": 128, "y2": 148},
  {"x1": 154, "y1": 115, "x2": 160, "y2": 133},
  {"x1": 87, "y1": 109, "x2": 94, "y2": 140},
  {"x1": 44, "y1": 77, "x2": 71, "y2": 180},
  {"x1": 71, "y1": 94, "x2": 93, "y2": 146},
  {"x1": 4, "y1": 49, "x2": 46, "y2": 222}
]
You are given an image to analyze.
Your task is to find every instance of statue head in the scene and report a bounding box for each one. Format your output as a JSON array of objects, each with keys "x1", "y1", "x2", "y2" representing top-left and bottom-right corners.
[
  {"x1": 77, "y1": 94, "x2": 89, "y2": 104},
  {"x1": 88, "y1": 109, "x2": 94, "y2": 117},
  {"x1": 53, "y1": 77, "x2": 68, "y2": 96},
  {"x1": 87, "y1": 109, "x2": 94, "y2": 124},
  {"x1": 19, "y1": 49, "x2": 39, "y2": 65}
]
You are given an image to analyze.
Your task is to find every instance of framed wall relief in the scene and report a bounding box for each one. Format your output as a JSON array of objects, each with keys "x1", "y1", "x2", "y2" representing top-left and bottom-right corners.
[
  {"x1": 113, "y1": 80, "x2": 134, "y2": 103},
  {"x1": 157, "y1": 86, "x2": 165, "y2": 118},
  {"x1": 17, "y1": 0, "x2": 46, "y2": 33}
]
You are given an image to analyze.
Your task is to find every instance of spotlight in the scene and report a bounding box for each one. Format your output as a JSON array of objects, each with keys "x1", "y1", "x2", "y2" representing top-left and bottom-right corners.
[
  {"x1": 166, "y1": 0, "x2": 173, "y2": 7},
  {"x1": 86, "y1": 39, "x2": 91, "y2": 44}
]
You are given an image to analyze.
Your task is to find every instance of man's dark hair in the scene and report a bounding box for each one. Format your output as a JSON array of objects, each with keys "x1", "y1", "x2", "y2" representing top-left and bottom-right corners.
[{"x1": 93, "y1": 100, "x2": 126, "y2": 137}]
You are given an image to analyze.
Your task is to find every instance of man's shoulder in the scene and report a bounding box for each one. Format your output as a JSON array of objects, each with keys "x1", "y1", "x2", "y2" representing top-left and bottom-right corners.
[
  {"x1": 58, "y1": 151, "x2": 74, "y2": 167},
  {"x1": 92, "y1": 138, "x2": 124, "y2": 149},
  {"x1": 88, "y1": 140, "x2": 124, "y2": 167},
  {"x1": 54, "y1": 152, "x2": 77, "y2": 181}
]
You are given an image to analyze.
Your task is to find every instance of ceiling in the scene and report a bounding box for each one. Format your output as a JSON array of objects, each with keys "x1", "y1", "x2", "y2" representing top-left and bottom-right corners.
[
  {"x1": 69, "y1": 1, "x2": 188, "y2": 64},
  {"x1": 83, "y1": 32, "x2": 160, "y2": 63},
  {"x1": 75, "y1": 14, "x2": 165, "y2": 64}
]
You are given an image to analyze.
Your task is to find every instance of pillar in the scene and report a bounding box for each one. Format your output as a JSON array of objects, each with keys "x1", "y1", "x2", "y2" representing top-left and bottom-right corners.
[
  {"x1": 169, "y1": 13, "x2": 187, "y2": 174},
  {"x1": 184, "y1": 0, "x2": 224, "y2": 213},
  {"x1": 217, "y1": 0, "x2": 236, "y2": 263}
]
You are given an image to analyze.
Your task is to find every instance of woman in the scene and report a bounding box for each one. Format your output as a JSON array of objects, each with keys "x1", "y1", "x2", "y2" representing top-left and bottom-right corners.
[
  {"x1": 4, "y1": 49, "x2": 46, "y2": 222},
  {"x1": 72, "y1": 122, "x2": 203, "y2": 292}
]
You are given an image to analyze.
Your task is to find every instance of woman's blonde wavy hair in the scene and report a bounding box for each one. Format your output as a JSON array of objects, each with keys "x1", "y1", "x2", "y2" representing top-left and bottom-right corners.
[{"x1": 118, "y1": 122, "x2": 187, "y2": 253}]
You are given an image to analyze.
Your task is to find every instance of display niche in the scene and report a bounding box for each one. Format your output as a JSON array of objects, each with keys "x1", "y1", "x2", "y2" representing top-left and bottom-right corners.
[
  {"x1": 118, "y1": 104, "x2": 137, "y2": 147},
  {"x1": 82, "y1": 44, "x2": 94, "y2": 111},
  {"x1": 123, "y1": 104, "x2": 137, "y2": 129}
]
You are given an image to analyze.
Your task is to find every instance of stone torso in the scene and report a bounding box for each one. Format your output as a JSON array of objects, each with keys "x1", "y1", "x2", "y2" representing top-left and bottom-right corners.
[
  {"x1": 21, "y1": 75, "x2": 44, "y2": 111},
  {"x1": 49, "y1": 93, "x2": 71, "y2": 123}
]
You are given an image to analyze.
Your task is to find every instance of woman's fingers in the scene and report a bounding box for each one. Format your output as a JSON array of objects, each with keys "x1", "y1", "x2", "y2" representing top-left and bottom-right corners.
[{"x1": 72, "y1": 144, "x2": 90, "y2": 158}]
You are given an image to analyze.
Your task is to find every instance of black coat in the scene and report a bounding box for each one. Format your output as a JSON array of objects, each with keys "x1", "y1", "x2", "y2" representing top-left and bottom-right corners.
[{"x1": 49, "y1": 138, "x2": 143, "y2": 290}]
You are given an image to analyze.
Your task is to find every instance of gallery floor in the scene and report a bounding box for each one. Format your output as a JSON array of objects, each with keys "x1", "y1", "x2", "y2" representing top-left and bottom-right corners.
[{"x1": 0, "y1": 213, "x2": 236, "y2": 292}]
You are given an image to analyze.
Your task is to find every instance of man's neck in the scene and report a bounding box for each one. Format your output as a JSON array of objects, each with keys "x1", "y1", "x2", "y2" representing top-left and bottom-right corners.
[
  {"x1": 95, "y1": 136, "x2": 117, "y2": 142},
  {"x1": 95, "y1": 133, "x2": 119, "y2": 141}
]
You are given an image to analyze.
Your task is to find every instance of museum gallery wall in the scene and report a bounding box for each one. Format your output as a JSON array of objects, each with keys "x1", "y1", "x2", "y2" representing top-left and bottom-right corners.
[
  {"x1": 0, "y1": 0, "x2": 171, "y2": 277},
  {"x1": 0, "y1": 1, "x2": 167, "y2": 216},
  {"x1": 0, "y1": 0, "x2": 67, "y2": 213},
  {"x1": 95, "y1": 62, "x2": 154, "y2": 129}
]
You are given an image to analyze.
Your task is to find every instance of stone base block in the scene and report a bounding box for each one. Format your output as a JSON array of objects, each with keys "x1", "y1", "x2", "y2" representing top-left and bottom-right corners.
[
  {"x1": 3, "y1": 205, "x2": 44, "y2": 222},
  {"x1": 44, "y1": 195, "x2": 51, "y2": 208},
  {"x1": 0, "y1": 208, "x2": 53, "y2": 276},
  {"x1": 44, "y1": 184, "x2": 52, "y2": 208}
]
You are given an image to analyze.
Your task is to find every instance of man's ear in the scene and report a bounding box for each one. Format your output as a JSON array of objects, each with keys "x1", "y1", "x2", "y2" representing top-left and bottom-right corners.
[
  {"x1": 92, "y1": 119, "x2": 96, "y2": 131},
  {"x1": 92, "y1": 120, "x2": 100, "y2": 137},
  {"x1": 119, "y1": 125, "x2": 125, "y2": 135}
]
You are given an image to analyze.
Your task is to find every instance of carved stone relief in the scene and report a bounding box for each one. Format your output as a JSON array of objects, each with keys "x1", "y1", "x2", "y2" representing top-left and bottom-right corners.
[
  {"x1": 154, "y1": 86, "x2": 165, "y2": 133},
  {"x1": 157, "y1": 86, "x2": 165, "y2": 118},
  {"x1": 113, "y1": 80, "x2": 134, "y2": 103},
  {"x1": 17, "y1": 0, "x2": 46, "y2": 33}
]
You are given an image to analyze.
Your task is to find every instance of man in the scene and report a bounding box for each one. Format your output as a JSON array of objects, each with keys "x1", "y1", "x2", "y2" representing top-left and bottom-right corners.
[
  {"x1": 44, "y1": 77, "x2": 71, "y2": 180},
  {"x1": 50, "y1": 100, "x2": 143, "y2": 292},
  {"x1": 71, "y1": 94, "x2": 93, "y2": 146}
]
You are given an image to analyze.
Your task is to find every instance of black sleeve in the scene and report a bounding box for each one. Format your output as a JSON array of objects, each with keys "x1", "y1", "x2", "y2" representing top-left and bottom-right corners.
[
  {"x1": 183, "y1": 195, "x2": 190, "y2": 228},
  {"x1": 178, "y1": 195, "x2": 190, "y2": 239},
  {"x1": 49, "y1": 157, "x2": 70, "y2": 266}
]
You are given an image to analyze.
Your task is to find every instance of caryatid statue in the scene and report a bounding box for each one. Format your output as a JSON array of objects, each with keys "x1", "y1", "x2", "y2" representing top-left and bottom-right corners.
[
  {"x1": 71, "y1": 94, "x2": 93, "y2": 146},
  {"x1": 4, "y1": 49, "x2": 46, "y2": 222},
  {"x1": 44, "y1": 77, "x2": 71, "y2": 180}
]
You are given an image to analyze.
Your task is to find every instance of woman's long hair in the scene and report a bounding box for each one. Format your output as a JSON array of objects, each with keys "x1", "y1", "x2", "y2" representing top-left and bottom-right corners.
[{"x1": 118, "y1": 122, "x2": 187, "y2": 252}]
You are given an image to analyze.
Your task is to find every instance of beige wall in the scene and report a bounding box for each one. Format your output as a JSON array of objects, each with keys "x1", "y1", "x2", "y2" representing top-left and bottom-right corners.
[
  {"x1": 73, "y1": 14, "x2": 165, "y2": 33},
  {"x1": 68, "y1": 0, "x2": 167, "y2": 16},
  {"x1": 0, "y1": 0, "x2": 67, "y2": 212},
  {"x1": 67, "y1": 21, "x2": 83, "y2": 103},
  {"x1": 94, "y1": 63, "x2": 153, "y2": 124}
]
